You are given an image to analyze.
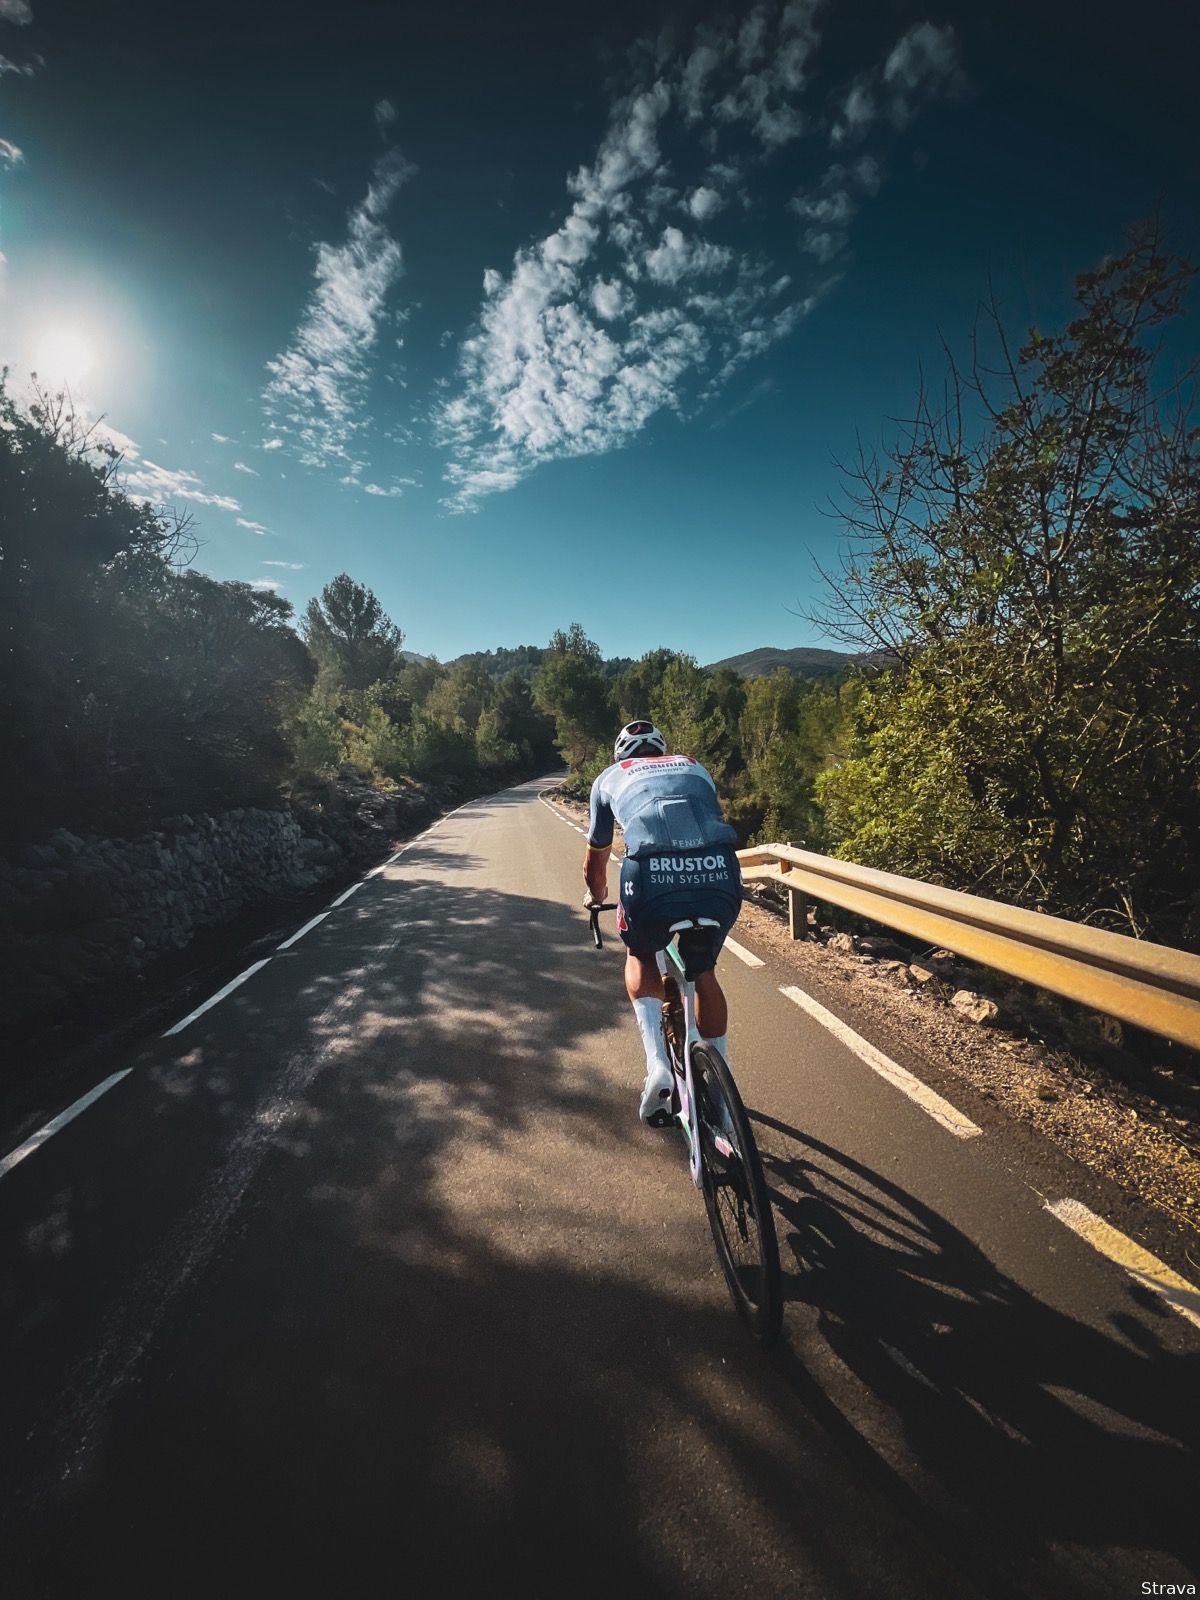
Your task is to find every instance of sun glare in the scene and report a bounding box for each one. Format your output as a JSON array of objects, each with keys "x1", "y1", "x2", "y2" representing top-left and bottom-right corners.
[{"x1": 34, "y1": 325, "x2": 95, "y2": 389}]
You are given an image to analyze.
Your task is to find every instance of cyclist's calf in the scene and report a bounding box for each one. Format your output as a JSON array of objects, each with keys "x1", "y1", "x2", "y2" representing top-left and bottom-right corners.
[{"x1": 624, "y1": 953, "x2": 728, "y2": 1039}]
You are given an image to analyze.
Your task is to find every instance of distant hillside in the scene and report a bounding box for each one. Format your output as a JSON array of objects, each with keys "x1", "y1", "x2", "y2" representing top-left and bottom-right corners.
[{"x1": 706, "y1": 646, "x2": 856, "y2": 680}]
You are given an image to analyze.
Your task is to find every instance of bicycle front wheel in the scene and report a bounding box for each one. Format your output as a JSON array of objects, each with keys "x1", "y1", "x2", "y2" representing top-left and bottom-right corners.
[{"x1": 691, "y1": 1042, "x2": 783, "y2": 1347}]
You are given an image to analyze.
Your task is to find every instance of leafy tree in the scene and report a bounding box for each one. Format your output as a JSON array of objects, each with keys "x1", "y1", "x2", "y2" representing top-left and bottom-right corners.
[
  {"x1": 303, "y1": 574, "x2": 405, "y2": 692},
  {"x1": 489, "y1": 670, "x2": 557, "y2": 762},
  {"x1": 650, "y1": 657, "x2": 732, "y2": 778},
  {"x1": 532, "y1": 624, "x2": 613, "y2": 772},
  {"x1": 613, "y1": 648, "x2": 685, "y2": 723},
  {"x1": 425, "y1": 657, "x2": 491, "y2": 735},
  {"x1": 813, "y1": 223, "x2": 1200, "y2": 944}
]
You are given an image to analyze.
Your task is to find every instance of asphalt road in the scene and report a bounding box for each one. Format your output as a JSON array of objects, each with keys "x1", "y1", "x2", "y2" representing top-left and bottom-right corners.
[{"x1": 1, "y1": 776, "x2": 1196, "y2": 1599}]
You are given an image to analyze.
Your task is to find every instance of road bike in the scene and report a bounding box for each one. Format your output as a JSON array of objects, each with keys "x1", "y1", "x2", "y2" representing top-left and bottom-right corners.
[{"x1": 588, "y1": 903, "x2": 783, "y2": 1347}]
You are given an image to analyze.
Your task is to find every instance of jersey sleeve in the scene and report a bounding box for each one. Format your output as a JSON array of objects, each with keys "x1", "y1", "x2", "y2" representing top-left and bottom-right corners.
[{"x1": 586, "y1": 770, "x2": 615, "y2": 849}]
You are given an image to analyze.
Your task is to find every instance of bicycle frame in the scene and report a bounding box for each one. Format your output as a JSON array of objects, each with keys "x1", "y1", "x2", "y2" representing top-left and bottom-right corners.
[{"x1": 658, "y1": 942, "x2": 705, "y2": 1189}]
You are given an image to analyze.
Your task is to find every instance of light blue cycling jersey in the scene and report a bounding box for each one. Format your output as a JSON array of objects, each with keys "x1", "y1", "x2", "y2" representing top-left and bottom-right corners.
[{"x1": 586, "y1": 754, "x2": 737, "y2": 859}]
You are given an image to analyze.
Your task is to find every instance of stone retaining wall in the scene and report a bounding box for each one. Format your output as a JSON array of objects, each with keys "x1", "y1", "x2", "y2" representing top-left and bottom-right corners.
[{"x1": 0, "y1": 777, "x2": 441, "y2": 1029}]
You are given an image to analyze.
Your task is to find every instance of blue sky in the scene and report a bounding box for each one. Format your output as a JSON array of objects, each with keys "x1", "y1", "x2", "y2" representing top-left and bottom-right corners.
[{"x1": 1, "y1": 0, "x2": 1195, "y2": 663}]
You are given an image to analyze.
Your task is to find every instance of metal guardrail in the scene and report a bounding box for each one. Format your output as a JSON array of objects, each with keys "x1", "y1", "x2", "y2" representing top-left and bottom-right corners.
[{"x1": 736, "y1": 843, "x2": 1200, "y2": 1052}]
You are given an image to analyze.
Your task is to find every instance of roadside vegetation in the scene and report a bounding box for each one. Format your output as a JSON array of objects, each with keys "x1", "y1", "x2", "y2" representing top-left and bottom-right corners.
[
  {"x1": 2, "y1": 225, "x2": 1195, "y2": 954},
  {"x1": 537, "y1": 226, "x2": 1200, "y2": 955}
]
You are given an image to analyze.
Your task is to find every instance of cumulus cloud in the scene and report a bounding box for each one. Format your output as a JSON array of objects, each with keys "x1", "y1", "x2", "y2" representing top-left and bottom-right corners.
[
  {"x1": 591, "y1": 278, "x2": 634, "y2": 321},
  {"x1": 248, "y1": 577, "x2": 282, "y2": 591},
  {"x1": 363, "y1": 481, "x2": 403, "y2": 496},
  {"x1": 260, "y1": 437, "x2": 283, "y2": 450},
  {"x1": 645, "y1": 226, "x2": 733, "y2": 286},
  {"x1": 438, "y1": 2, "x2": 963, "y2": 510},
  {"x1": 262, "y1": 144, "x2": 415, "y2": 468},
  {"x1": 122, "y1": 459, "x2": 242, "y2": 513},
  {"x1": 686, "y1": 185, "x2": 725, "y2": 221}
]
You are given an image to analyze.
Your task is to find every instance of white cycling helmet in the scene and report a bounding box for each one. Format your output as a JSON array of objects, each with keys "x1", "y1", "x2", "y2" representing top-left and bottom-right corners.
[{"x1": 614, "y1": 720, "x2": 667, "y2": 761}]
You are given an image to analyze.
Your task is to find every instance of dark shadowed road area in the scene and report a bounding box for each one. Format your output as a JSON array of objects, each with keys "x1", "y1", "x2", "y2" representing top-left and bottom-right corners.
[{"x1": 1, "y1": 778, "x2": 1196, "y2": 1599}]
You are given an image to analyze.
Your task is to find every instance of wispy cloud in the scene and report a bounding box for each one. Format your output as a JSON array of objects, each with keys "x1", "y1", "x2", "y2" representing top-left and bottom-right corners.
[
  {"x1": 236, "y1": 518, "x2": 270, "y2": 535},
  {"x1": 260, "y1": 437, "x2": 283, "y2": 451},
  {"x1": 0, "y1": 51, "x2": 38, "y2": 75},
  {"x1": 233, "y1": 460, "x2": 258, "y2": 475},
  {"x1": 262, "y1": 560, "x2": 306, "y2": 570},
  {"x1": 248, "y1": 577, "x2": 282, "y2": 591},
  {"x1": 831, "y1": 21, "x2": 962, "y2": 145},
  {"x1": 211, "y1": 432, "x2": 231, "y2": 444},
  {"x1": 262, "y1": 140, "x2": 415, "y2": 469},
  {"x1": 0, "y1": 0, "x2": 33, "y2": 23},
  {"x1": 0, "y1": 136, "x2": 23, "y2": 165},
  {"x1": 122, "y1": 458, "x2": 242, "y2": 513},
  {"x1": 437, "y1": 2, "x2": 961, "y2": 510}
]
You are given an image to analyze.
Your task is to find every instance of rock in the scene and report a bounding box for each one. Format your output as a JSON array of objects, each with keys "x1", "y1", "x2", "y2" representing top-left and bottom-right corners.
[
  {"x1": 951, "y1": 989, "x2": 1002, "y2": 1026},
  {"x1": 857, "y1": 936, "x2": 909, "y2": 960},
  {"x1": 908, "y1": 964, "x2": 937, "y2": 985},
  {"x1": 928, "y1": 949, "x2": 958, "y2": 969},
  {"x1": 829, "y1": 932, "x2": 857, "y2": 954}
]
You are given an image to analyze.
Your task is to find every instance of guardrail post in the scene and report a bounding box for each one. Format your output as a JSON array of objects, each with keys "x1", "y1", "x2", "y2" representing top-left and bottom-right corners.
[{"x1": 788, "y1": 888, "x2": 807, "y2": 942}]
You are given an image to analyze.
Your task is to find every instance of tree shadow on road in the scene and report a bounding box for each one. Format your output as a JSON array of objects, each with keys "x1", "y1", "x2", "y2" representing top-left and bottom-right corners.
[
  {"x1": 754, "y1": 1112, "x2": 1200, "y2": 1599},
  {"x1": 1, "y1": 871, "x2": 958, "y2": 1600},
  {"x1": 5, "y1": 840, "x2": 1196, "y2": 1600}
]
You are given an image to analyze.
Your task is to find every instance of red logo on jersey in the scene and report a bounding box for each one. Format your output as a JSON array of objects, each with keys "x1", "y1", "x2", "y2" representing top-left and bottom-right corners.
[{"x1": 618, "y1": 754, "x2": 697, "y2": 770}]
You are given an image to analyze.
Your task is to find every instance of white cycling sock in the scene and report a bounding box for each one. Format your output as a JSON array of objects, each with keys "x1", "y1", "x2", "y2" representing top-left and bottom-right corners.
[
  {"x1": 632, "y1": 996, "x2": 672, "y2": 1075},
  {"x1": 702, "y1": 1033, "x2": 730, "y2": 1061}
]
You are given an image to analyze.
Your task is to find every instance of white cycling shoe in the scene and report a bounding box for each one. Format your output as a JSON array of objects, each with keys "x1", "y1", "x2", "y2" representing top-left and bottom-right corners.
[{"x1": 639, "y1": 1061, "x2": 675, "y2": 1126}]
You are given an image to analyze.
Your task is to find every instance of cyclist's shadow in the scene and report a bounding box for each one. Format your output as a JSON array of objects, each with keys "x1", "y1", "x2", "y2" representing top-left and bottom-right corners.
[{"x1": 754, "y1": 1114, "x2": 1199, "y2": 1591}]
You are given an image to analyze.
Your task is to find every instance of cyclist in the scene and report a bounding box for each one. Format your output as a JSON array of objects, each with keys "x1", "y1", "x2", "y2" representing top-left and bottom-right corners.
[{"x1": 583, "y1": 720, "x2": 742, "y2": 1123}]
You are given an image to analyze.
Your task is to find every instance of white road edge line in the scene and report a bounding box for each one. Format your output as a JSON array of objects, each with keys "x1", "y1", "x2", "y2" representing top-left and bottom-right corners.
[
  {"x1": 1045, "y1": 1198, "x2": 1200, "y2": 1333},
  {"x1": 329, "y1": 880, "x2": 365, "y2": 907},
  {"x1": 0, "y1": 1070, "x2": 133, "y2": 1180},
  {"x1": 276, "y1": 911, "x2": 330, "y2": 950},
  {"x1": 780, "y1": 984, "x2": 982, "y2": 1140},
  {"x1": 163, "y1": 959, "x2": 272, "y2": 1037},
  {"x1": 724, "y1": 937, "x2": 765, "y2": 969}
]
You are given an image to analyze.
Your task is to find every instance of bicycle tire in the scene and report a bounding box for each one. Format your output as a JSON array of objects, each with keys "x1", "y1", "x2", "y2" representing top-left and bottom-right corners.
[{"x1": 690, "y1": 1041, "x2": 783, "y2": 1347}]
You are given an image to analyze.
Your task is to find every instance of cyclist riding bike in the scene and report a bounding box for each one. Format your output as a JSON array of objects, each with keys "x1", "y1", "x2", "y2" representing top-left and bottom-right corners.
[{"x1": 583, "y1": 720, "x2": 742, "y2": 1123}]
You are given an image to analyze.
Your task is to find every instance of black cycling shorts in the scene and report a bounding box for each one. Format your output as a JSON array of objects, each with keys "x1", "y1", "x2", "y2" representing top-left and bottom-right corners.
[{"x1": 616, "y1": 845, "x2": 741, "y2": 976}]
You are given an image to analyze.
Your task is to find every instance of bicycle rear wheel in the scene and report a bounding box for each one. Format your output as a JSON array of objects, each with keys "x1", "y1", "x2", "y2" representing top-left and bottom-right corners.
[{"x1": 691, "y1": 1042, "x2": 783, "y2": 1347}]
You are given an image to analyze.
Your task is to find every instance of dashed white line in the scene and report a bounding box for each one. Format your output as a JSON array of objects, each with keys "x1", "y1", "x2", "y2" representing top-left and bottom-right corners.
[
  {"x1": 276, "y1": 911, "x2": 330, "y2": 950},
  {"x1": 724, "y1": 937, "x2": 765, "y2": 969},
  {"x1": 163, "y1": 959, "x2": 272, "y2": 1037},
  {"x1": 780, "y1": 984, "x2": 982, "y2": 1140},
  {"x1": 1045, "y1": 1198, "x2": 1200, "y2": 1332},
  {"x1": 328, "y1": 880, "x2": 365, "y2": 908},
  {"x1": 0, "y1": 1071, "x2": 133, "y2": 1180}
]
